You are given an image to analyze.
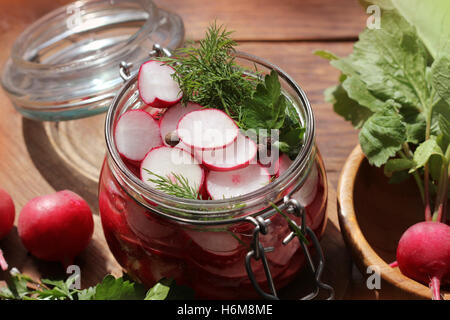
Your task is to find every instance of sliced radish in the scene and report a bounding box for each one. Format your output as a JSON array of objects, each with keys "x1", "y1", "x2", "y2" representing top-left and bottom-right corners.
[
  {"x1": 138, "y1": 60, "x2": 182, "y2": 108},
  {"x1": 277, "y1": 153, "x2": 293, "y2": 177},
  {"x1": 159, "y1": 102, "x2": 202, "y2": 147},
  {"x1": 115, "y1": 110, "x2": 162, "y2": 162},
  {"x1": 177, "y1": 109, "x2": 238, "y2": 150},
  {"x1": 296, "y1": 163, "x2": 319, "y2": 206},
  {"x1": 206, "y1": 164, "x2": 270, "y2": 199},
  {"x1": 140, "y1": 146, "x2": 204, "y2": 194},
  {"x1": 278, "y1": 154, "x2": 318, "y2": 206},
  {"x1": 197, "y1": 134, "x2": 257, "y2": 171},
  {"x1": 259, "y1": 151, "x2": 281, "y2": 176},
  {"x1": 187, "y1": 230, "x2": 241, "y2": 254}
]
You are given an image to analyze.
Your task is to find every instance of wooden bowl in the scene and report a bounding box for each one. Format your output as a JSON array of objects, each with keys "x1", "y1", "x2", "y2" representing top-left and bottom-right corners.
[{"x1": 337, "y1": 145, "x2": 449, "y2": 300}]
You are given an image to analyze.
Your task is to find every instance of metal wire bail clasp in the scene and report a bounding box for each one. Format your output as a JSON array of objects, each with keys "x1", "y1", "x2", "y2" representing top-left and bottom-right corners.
[
  {"x1": 244, "y1": 216, "x2": 279, "y2": 300},
  {"x1": 119, "y1": 43, "x2": 173, "y2": 82},
  {"x1": 283, "y1": 196, "x2": 335, "y2": 300}
]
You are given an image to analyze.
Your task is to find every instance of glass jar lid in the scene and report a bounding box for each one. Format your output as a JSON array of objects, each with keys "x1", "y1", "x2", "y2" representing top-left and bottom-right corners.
[{"x1": 1, "y1": 0, "x2": 184, "y2": 121}]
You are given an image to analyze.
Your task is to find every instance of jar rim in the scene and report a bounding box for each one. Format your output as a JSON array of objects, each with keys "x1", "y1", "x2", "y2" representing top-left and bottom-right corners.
[
  {"x1": 10, "y1": 0, "x2": 157, "y2": 71},
  {"x1": 105, "y1": 51, "x2": 316, "y2": 224}
]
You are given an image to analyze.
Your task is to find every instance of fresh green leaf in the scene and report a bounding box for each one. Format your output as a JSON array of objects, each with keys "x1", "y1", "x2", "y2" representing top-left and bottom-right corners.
[
  {"x1": 388, "y1": 170, "x2": 411, "y2": 184},
  {"x1": 431, "y1": 48, "x2": 450, "y2": 106},
  {"x1": 93, "y1": 275, "x2": 146, "y2": 300},
  {"x1": 401, "y1": 107, "x2": 426, "y2": 144},
  {"x1": 37, "y1": 277, "x2": 77, "y2": 300},
  {"x1": 438, "y1": 114, "x2": 450, "y2": 141},
  {"x1": 342, "y1": 76, "x2": 385, "y2": 112},
  {"x1": 361, "y1": 0, "x2": 450, "y2": 58},
  {"x1": 429, "y1": 154, "x2": 444, "y2": 182},
  {"x1": 1, "y1": 271, "x2": 194, "y2": 301},
  {"x1": 144, "y1": 278, "x2": 172, "y2": 300},
  {"x1": 242, "y1": 71, "x2": 287, "y2": 131},
  {"x1": 332, "y1": 11, "x2": 432, "y2": 112},
  {"x1": 144, "y1": 278, "x2": 194, "y2": 300},
  {"x1": 358, "y1": 102, "x2": 407, "y2": 167},
  {"x1": 77, "y1": 287, "x2": 96, "y2": 300},
  {"x1": 0, "y1": 273, "x2": 30, "y2": 299},
  {"x1": 279, "y1": 126, "x2": 305, "y2": 159},
  {"x1": 325, "y1": 84, "x2": 373, "y2": 129},
  {"x1": 410, "y1": 139, "x2": 445, "y2": 172},
  {"x1": 313, "y1": 50, "x2": 339, "y2": 61},
  {"x1": 384, "y1": 158, "x2": 415, "y2": 176}
]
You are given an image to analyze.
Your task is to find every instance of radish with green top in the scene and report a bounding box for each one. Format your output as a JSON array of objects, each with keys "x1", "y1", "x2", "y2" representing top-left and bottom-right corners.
[
  {"x1": 0, "y1": 188, "x2": 15, "y2": 271},
  {"x1": 393, "y1": 221, "x2": 450, "y2": 300},
  {"x1": 318, "y1": 9, "x2": 450, "y2": 300}
]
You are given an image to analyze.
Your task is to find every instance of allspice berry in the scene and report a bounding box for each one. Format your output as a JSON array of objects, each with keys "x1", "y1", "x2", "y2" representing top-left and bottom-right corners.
[{"x1": 165, "y1": 131, "x2": 180, "y2": 147}]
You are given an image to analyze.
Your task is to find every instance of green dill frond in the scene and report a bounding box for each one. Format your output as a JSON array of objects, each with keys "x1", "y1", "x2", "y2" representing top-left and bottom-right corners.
[
  {"x1": 158, "y1": 23, "x2": 258, "y2": 125},
  {"x1": 143, "y1": 168, "x2": 200, "y2": 200}
]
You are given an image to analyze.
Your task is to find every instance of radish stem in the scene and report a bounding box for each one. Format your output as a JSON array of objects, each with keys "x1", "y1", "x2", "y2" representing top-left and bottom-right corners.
[
  {"x1": 389, "y1": 261, "x2": 398, "y2": 268},
  {"x1": 400, "y1": 149, "x2": 425, "y2": 203},
  {"x1": 430, "y1": 277, "x2": 441, "y2": 300},
  {"x1": 432, "y1": 146, "x2": 450, "y2": 222},
  {"x1": 424, "y1": 166, "x2": 432, "y2": 221},
  {"x1": 0, "y1": 249, "x2": 8, "y2": 271},
  {"x1": 423, "y1": 107, "x2": 433, "y2": 221},
  {"x1": 432, "y1": 162, "x2": 449, "y2": 222}
]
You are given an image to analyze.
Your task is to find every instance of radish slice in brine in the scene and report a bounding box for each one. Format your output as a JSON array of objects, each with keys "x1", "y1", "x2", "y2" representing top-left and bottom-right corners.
[
  {"x1": 197, "y1": 134, "x2": 258, "y2": 171},
  {"x1": 115, "y1": 110, "x2": 162, "y2": 162},
  {"x1": 278, "y1": 154, "x2": 319, "y2": 206},
  {"x1": 187, "y1": 230, "x2": 241, "y2": 254},
  {"x1": 159, "y1": 102, "x2": 203, "y2": 147},
  {"x1": 138, "y1": 60, "x2": 182, "y2": 108},
  {"x1": 177, "y1": 109, "x2": 238, "y2": 150},
  {"x1": 206, "y1": 164, "x2": 270, "y2": 199},
  {"x1": 140, "y1": 146, "x2": 204, "y2": 195}
]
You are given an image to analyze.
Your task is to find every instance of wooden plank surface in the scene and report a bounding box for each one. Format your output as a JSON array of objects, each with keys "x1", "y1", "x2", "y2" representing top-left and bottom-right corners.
[
  {"x1": 0, "y1": 0, "x2": 367, "y2": 43},
  {"x1": 154, "y1": 0, "x2": 367, "y2": 41},
  {"x1": 0, "y1": 0, "x2": 374, "y2": 299}
]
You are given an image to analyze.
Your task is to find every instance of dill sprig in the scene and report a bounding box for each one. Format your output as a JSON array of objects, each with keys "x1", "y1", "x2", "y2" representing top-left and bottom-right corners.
[
  {"x1": 270, "y1": 202, "x2": 309, "y2": 245},
  {"x1": 158, "y1": 23, "x2": 258, "y2": 125},
  {"x1": 143, "y1": 168, "x2": 200, "y2": 200}
]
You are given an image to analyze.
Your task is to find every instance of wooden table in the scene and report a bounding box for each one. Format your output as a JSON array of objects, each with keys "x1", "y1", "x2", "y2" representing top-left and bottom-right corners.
[{"x1": 0, "y1": 0, "x2": 382, "y2": 299}]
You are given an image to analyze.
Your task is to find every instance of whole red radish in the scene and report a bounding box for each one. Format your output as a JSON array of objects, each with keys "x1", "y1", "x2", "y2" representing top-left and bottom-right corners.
[
  {"x1": 0, "y1": 188, "x2": 15, "y2": 270},
  {"x1": 18, "y1": 190, "x2": 94, "y2": 266},
  {"x1": 396, "y1": 221, "x2": 450, "y2": 300}
]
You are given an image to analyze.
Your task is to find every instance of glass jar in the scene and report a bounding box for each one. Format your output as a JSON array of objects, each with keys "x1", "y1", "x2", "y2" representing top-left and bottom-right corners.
[
  {"x1": 98, "y1": 52, "x2": 328, "y2": 299},
  {"x1": 2, "y1": 0, "x2": 183, "y2": 121}
]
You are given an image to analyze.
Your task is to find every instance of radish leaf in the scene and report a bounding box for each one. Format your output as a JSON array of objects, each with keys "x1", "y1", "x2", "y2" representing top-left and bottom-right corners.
[
  {"x1": 410, "y1": 139, "x2": 445, "y2": 172},
  {"x1": 325, "y1": 84, "x2": 372, "y2": 129},
  {"x1": 358, "y1": 102, "x2": 407, "y2": 167},
  {"x1": 332, "y1": 11, "x2": 432, "y2": 111},
  {"x1": 384, "y1": 158, "x2": 415, "y2": 176},
  {"x1": 431, "y1": 46, "x2": 450, "y2": 106}
]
